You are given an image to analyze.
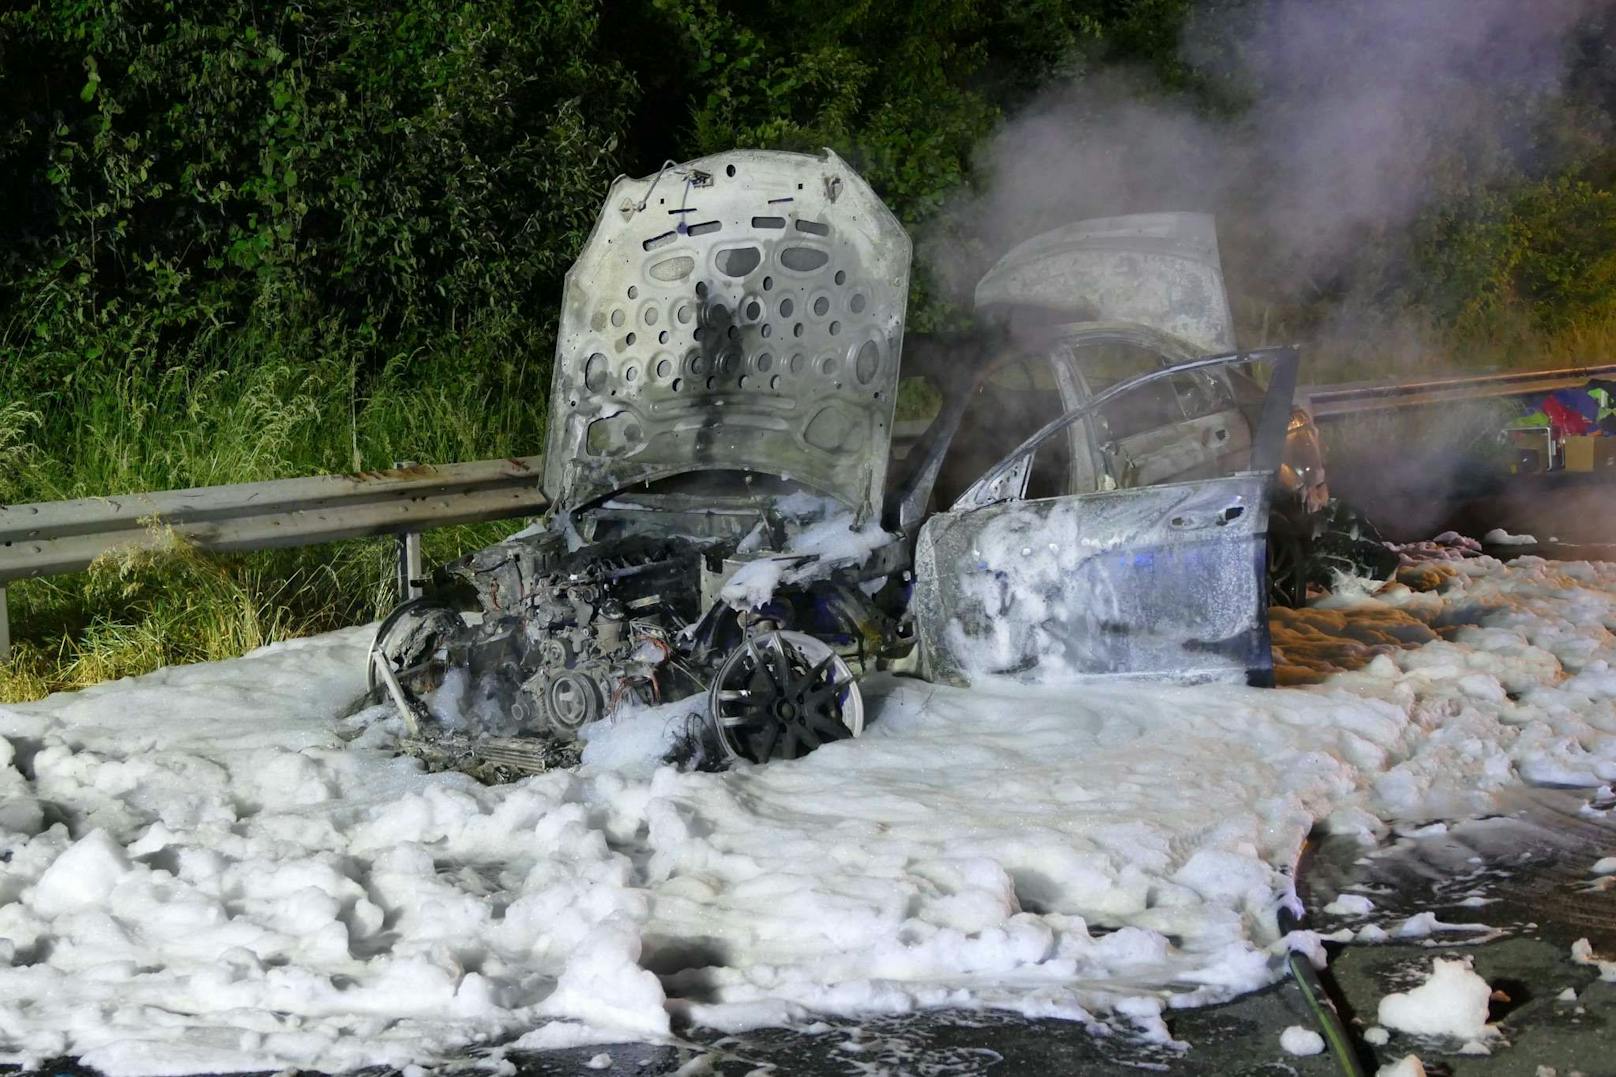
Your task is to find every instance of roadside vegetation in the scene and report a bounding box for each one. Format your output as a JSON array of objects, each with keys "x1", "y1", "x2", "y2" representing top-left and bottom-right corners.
[{"x1": 3, "y1": 0, "x2": 1615, "y2": 699}]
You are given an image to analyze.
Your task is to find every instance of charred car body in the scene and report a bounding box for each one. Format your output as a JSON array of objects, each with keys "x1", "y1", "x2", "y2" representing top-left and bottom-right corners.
[
  {"x1": 365, "y1": 151, "x2": 1329, "y2": 772},
  {"x1": 369, "y1": 150, "x2": 913, "y2": 771}
]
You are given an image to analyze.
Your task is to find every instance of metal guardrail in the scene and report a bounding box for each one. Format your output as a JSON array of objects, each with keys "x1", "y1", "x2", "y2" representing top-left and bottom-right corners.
[
  {"x1": 1301, "y1": 363, "x2": 1616, "y2": 417},
  {"x1": 0, "y1": 455, "x2": 550, "y2": 660},
  {"x1": 2, "y1": 360, "x2": 1609, "y2": 663}
]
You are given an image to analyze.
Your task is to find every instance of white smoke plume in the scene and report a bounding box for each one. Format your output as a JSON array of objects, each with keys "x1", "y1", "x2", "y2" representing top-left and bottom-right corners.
[{"x1": 924, "y1": 0, "x2": 1610, "y2": 349}]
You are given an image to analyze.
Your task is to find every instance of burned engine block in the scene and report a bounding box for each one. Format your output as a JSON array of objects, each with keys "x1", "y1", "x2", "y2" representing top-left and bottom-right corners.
[
  {"x1": 366, "y1": 507, "x2": 908, "y2": 775},
  {"x1": 390, "y1": 535, "x2": 707, "y2": 741}
]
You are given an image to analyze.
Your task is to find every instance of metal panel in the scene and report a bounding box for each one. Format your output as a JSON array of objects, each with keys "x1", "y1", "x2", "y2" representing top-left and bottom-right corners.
[
  {"x1": 0, "y1": 457, "x2": 548, "y2": 582},
  {"x1": 544, "y1": 149, "x2": 911, "y2": 519},
  {"x1": 975, "y1": 212, "x2": 1236, "y2": 354},
  {"x1": 1109, "y1": 408, "x2": 1253, "y2": 487},
  {"x1": 950, "y1": 349, "x2": 1298, "y2": 514},
  {"x1": 913, "y1": 474, "x2": 1272, "y2": 687}
]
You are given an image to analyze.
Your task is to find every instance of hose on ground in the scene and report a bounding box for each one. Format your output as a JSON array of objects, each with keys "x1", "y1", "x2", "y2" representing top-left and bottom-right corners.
[{"x1": 1278, "y1": 897, "x2": 1369, "y2": 1077}]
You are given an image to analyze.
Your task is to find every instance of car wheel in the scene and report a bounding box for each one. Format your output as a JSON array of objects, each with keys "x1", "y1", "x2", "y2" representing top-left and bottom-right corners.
[
  {"x1": 1267, "y1": 525, "x2": 1308, "y2": 608},
  {"x1": 706, "y1": 630, "x2": 863, "y2": 763}
]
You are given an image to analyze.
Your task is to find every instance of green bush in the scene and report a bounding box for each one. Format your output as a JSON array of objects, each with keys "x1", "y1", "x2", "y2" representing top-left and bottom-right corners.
[
  {"x1": 0, "y1": 0, "x2": 635, "y2": 389},
  {"x1": 1416, "y1": 176, "x2": 1616, "y2": 341}
]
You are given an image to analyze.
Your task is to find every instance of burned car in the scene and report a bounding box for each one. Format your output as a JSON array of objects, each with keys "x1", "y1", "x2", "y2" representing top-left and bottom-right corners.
[
  {"x1": 365, "y1": 154, "x2": 1318, "y2": 772},
  {"x1": 368, "y1": 149, "x2": 914, "y2": 772},
  {"x1": 900, "y1": 212, "x2": 1333, "y2": 609}
]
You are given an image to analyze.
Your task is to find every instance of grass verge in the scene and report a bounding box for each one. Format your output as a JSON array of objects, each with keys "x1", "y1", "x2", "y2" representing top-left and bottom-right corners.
[{"x1": 0, "y1": 327, "x2": 549, "y2": 703}]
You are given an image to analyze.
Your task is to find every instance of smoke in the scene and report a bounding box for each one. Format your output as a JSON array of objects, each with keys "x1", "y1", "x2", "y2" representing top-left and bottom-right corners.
[{"x1": 924, "y1": 0, "x2": 1609, "y2": 352}]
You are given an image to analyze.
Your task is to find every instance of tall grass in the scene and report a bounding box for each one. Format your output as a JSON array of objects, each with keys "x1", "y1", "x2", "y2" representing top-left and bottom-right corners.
[{"x1": 0, "y1": 324, "x2": 551, "y2": 703}]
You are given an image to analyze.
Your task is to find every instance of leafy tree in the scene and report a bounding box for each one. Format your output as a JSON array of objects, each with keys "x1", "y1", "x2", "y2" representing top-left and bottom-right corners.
[
  {"x1": 0, "y1": 0, "x2": 639, "y2": 392},
  {"x1": 605, "y1": 0, "x2": 1193, "y2": 326},
  {"x1": 1418, "y1": 175, "x2": 1616, "y2": 338}
]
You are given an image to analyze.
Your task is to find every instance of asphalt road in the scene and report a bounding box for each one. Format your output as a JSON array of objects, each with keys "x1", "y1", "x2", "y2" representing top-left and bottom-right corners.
[
  {"x1": 1445, "y1": 471, "x2": 1616, "y2": 563},
  {"x1": 1329, "y1": 452, "x2": 1616, "y2": 561}
]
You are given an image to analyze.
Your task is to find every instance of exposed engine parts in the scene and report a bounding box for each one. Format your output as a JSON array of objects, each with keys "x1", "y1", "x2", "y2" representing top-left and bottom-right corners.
[
  {"x1": 360, "y1": 148, "x2": 922, "y2": 774},
  {"x1": 366, "y1": 500, "x2": 908, "y2": 773}
]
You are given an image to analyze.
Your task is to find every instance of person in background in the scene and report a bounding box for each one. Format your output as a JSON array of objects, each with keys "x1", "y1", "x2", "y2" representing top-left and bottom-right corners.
[{"x1": 1588, "y1": 379, "x2": 1616, "y2": 436}]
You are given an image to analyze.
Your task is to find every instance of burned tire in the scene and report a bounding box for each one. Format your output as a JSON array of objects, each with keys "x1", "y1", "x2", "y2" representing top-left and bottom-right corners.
[
  {"x1": 707, "y1": 630, "x2": 863, "y2": 764},
  {"x1": 1267, "y1": 501, "x2": 1398, "y2": 609},
  {"x1": 366, "y1": 597, "x2": 466, "y2": 694},
  {"x1": 1267, "y1": 526, "x2": 1309, "y2": 609}
]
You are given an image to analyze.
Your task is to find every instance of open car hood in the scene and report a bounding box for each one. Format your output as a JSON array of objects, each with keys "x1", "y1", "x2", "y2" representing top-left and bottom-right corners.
[
  {"x1": 974, "y1": 212, "x2": 1235, "y2": 354},
  {"x1": 543, "y1": 149, "x2": 911, "y2": 519}
]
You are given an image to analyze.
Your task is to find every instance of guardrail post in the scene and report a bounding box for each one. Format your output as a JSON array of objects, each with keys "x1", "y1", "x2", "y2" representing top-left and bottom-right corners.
[
  {"x1": 0, "y1": 584, "x2": 10, "y2": 663},
  {"x1": 397, "y1": 531, "x2": 423, "y2": 603},
  {"x1": 393, "y1": 461, "x2": 424, "y2": 603}
]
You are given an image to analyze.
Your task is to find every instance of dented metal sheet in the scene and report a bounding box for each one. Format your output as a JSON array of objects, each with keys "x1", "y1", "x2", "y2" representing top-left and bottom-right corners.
[
  {"x1": 913, "y1": 474, "x2": 1272, "y2": 687},
  {"x1": 544, "y1": 149, "x2": 911, "y2": 518},
  {"x1": 974, "y1": 212, "x2": 1236, "y2": 354}
]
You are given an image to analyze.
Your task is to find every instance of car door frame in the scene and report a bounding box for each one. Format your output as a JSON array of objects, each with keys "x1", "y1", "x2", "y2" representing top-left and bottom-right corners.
[{"x1": 911, "y1": 347, "x2": 1298, "y2": 688}]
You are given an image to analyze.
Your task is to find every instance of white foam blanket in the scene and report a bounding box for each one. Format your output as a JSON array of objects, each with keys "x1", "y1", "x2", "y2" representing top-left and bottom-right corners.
[{"x1": 2, "y1": 556, "x2": 1615, "y2": 1074}]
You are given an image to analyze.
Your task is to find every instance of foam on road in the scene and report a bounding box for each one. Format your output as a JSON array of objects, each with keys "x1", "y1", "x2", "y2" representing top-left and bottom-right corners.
[{"x1": 0, "y1": 556, "x2": 1613, "y2": 1074}]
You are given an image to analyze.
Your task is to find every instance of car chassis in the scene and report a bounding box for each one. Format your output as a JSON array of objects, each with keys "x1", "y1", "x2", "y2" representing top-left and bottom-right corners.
[{"x1": 364, "y1": 150, "x2": 1303, "y2": 774}]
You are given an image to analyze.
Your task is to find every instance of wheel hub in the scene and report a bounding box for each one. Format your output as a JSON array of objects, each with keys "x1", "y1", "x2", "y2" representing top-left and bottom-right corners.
[
  {"x1": 707, "y1": 630, "x2": 864, "y2": 764},
  {"x1": 366, "y1": 599, "x2": 467, "y2": 696}
]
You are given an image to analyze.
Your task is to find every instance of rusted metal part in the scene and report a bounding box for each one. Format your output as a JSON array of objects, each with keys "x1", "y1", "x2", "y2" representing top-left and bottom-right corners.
[
  {"x1": 398, "y1": 732, "x2": 582, "y2": 782},
  {"x1": 0, "y1": 455, "x2": 548, "y2": 582},
  {"x1": 544, "y1": 148, "x2": 911, "y2": 521}
]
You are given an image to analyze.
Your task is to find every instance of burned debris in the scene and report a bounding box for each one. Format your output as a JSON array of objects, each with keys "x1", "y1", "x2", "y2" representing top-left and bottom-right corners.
[{"x1": 363, "y1": 150, "x2": 1355, "y2": 775}]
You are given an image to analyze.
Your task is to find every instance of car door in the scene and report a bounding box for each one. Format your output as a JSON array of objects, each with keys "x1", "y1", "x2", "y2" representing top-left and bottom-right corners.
[
  {"x1": 1058, "y1": 332, "x2": 1254, "y2": 491},
  {"x1": 911, "y1": 348, "x2": 1297, "y2": 689}
]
